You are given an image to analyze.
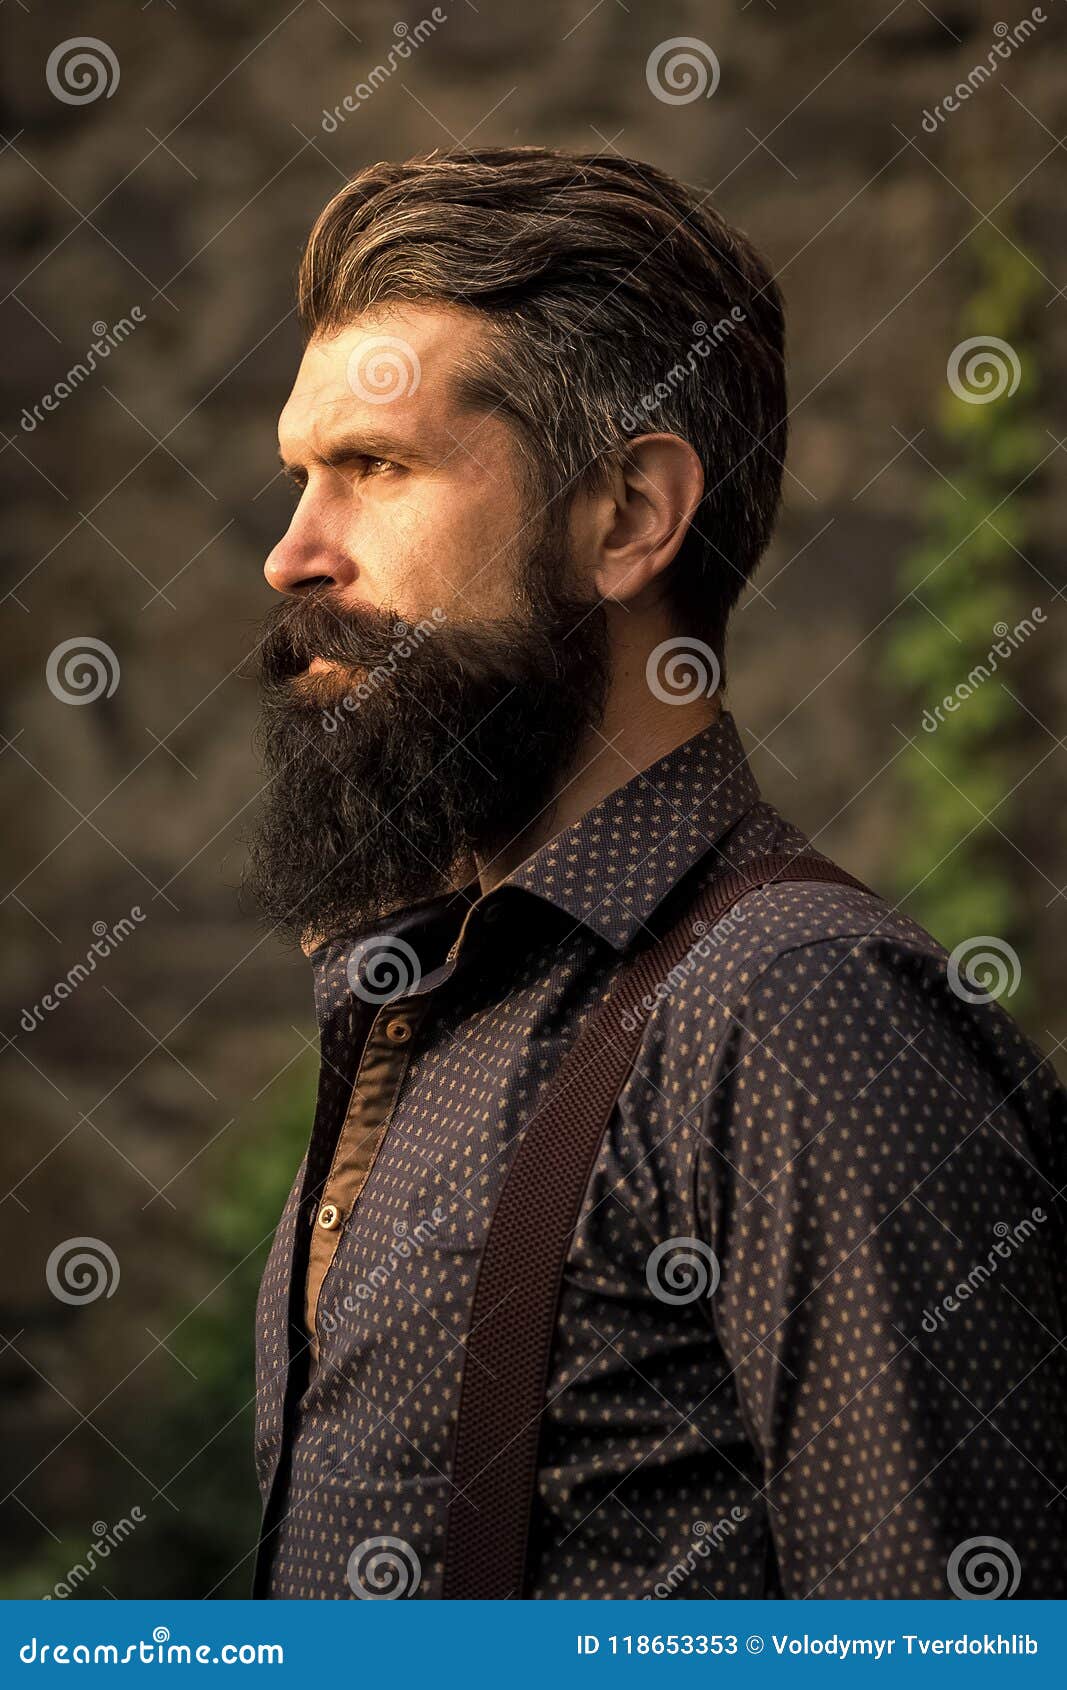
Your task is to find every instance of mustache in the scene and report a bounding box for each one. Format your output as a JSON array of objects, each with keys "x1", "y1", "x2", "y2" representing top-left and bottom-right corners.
[
  {"x1": 255, "y1": 589, "x2": 595, "y2": 697},
  {"x1": 255, "y1": 593, "x2": 418, "y2": 685}
]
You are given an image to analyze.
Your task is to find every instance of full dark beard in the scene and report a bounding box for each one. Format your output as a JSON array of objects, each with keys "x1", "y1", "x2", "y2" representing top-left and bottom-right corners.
[{"x1": 243, "y1": 544, "x2": 609, "y2": 947}]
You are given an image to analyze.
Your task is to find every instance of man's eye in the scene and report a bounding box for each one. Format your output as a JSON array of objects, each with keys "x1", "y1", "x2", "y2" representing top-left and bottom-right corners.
[
  {"x1": 285, "y1": 471, "x2": 307, "y2": 497},
  {"x1": 361, "y1": 457, "x2": 395, "y2": 477}
]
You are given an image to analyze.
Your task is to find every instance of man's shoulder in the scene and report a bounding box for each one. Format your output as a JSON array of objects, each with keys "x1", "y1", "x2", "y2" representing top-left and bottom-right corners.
[
  {"x1": 662, "y1": 834, "x2": 945, "y2": 1010},
  {"x1": 709, "y1": 869, "x2": 928, "y2": 968},
  {"x1": 621, "y1": 850, "x2": 937, "y2": 1047},
  {"x1": 656, "y1": 799, "x2": 933, "y2": 974},
  {"x1": 641, "y1": 846, "x2": 1063, "y2": 1134}
]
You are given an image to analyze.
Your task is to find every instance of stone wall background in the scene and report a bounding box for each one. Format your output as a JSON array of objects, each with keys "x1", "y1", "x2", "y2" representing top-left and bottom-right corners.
[{"x1": 2, "y1": 0, "x2": 1065, "y2": 1596}]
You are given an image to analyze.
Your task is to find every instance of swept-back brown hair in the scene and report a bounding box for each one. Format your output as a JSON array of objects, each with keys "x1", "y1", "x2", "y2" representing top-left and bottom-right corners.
[{"x1": 297, "y1": 146, "x2": 787, "y2": 666}]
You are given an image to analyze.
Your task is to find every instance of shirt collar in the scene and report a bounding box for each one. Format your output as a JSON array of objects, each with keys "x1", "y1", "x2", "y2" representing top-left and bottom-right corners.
[{"x1": 504, "y1": 711, "x2": 760, "y2": 951}]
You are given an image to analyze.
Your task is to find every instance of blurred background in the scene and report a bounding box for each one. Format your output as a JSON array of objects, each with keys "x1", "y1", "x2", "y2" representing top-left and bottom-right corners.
[{"x1": 2, "y1": 0, "x2": 1065, "y2": 1599}]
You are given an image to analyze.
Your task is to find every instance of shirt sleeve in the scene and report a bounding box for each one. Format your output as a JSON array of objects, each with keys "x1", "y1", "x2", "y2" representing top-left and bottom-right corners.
[{"x1": 695, "y1": 932, "x2": 1067, "y2": 1599}]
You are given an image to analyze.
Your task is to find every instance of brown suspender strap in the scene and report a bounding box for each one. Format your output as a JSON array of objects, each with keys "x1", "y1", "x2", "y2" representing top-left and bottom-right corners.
[{"x1": 440, "y1": 851, "x2": 874, "y2": 1600}]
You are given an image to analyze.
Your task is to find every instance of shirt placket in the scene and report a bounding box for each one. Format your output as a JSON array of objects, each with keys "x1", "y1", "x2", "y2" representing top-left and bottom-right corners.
[{"x1": 303, "y1": 998, "x2": 425, "y2": 1360}]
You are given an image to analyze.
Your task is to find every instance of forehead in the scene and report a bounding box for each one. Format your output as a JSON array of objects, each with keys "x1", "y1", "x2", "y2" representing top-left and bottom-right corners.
[{"x1": 277, "y1": 301, "x2": 488, "y2": 457}]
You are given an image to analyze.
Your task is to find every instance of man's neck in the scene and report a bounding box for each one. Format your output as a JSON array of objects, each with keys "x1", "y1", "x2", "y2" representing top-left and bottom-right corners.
[{"x1": 477, "y1": 685, "x2": 723, "y2": 893}]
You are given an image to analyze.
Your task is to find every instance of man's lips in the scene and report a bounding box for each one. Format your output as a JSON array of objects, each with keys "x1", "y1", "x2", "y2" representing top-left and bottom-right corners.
[
  {"x1": 297, "y1": 656, "x2": 352, "y2": 685},
  {"x1": 291, "y1": 655, "x2": 370, "y2": 693},
  {"x1": 305, "y1": 656, "x2": 367, "y2": 679}
]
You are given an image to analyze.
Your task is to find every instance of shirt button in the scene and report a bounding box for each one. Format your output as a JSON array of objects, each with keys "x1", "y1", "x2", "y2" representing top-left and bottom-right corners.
[
  {"x1": 317, "y1": 1203, "x2": 341, "y2": 1231},
  {"x1": 385, "y1": 1017, "x2": 413, "y2": 1044}
]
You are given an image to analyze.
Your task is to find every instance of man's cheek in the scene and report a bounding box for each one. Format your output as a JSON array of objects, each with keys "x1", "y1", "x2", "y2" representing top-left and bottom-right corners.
[{"x1": 380, "y1": 517, "x2": 465, "y2": 616}]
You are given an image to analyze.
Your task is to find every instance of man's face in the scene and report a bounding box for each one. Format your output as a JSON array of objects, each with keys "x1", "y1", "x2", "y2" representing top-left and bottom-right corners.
[
  {"x1": 246, "y1": 302, "x2": 609, "y2": 946},
  {"x1": 267, "y1": 302, "x2": 534, "y2": 632}
]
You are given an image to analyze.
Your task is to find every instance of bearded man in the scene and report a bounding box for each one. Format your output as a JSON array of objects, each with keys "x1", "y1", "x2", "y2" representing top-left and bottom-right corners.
[{"x1": 246, "y1": 147, "x2": 1066, "y2": 1601}]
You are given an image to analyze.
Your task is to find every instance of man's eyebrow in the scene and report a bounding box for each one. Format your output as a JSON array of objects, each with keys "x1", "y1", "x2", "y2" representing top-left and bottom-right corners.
[{"x1": 278, "y1": 430, "x2": 433, "y2": 471}]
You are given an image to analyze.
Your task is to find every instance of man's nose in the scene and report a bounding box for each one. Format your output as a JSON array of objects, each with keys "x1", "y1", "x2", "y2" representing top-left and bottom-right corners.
[{"x1": 263, "y1": 504, "x2": 355, "y2": 595}]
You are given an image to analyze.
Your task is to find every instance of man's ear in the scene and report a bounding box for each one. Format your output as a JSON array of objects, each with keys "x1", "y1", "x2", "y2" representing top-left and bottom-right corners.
[{"x1": 588, "y1": 434, "x2": 705, "y2": 605}]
